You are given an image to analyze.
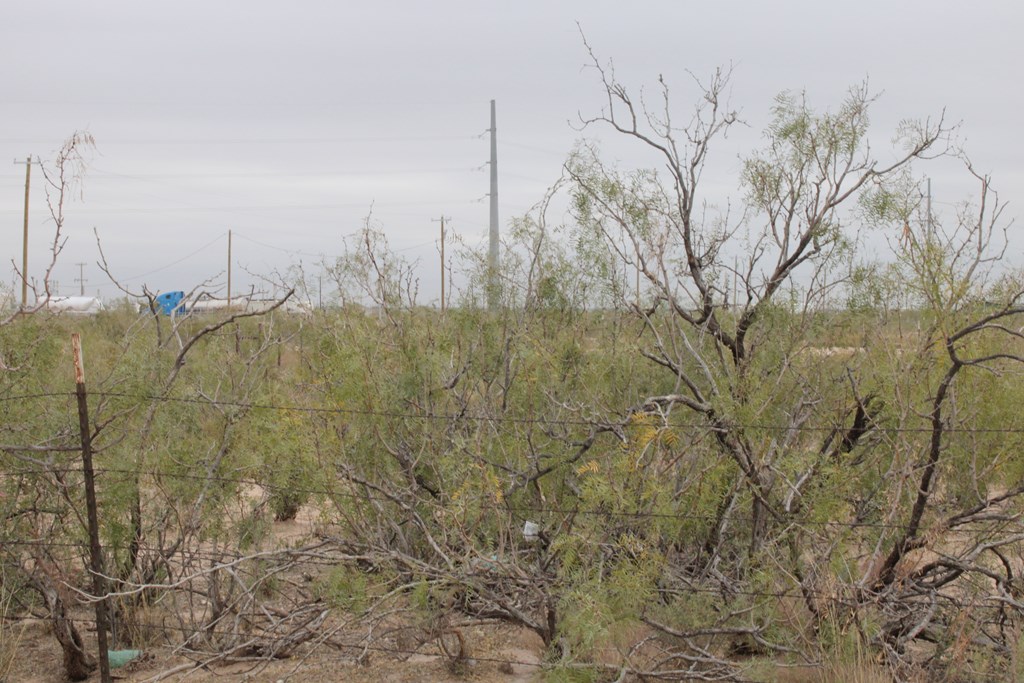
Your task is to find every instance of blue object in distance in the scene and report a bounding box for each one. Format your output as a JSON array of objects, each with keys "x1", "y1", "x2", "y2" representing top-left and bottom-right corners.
[{"x1": 154, "y1": 291, "x2": 185, "y2": 316}]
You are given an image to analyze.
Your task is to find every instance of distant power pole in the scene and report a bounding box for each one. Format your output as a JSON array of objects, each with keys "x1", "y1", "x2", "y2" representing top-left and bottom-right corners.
[
  {"x1": 488, "y1": 99, "x2": 500, "y2": 309},
  {"x1": 13, "y1": 156, "x2": 36, "y2": 308},
  {"x1": 926, "y1": 177, "x2": 933, "y2": 239},
  {"x1": 75, "y1": 262, "x2": 88, "y2": 296},
  {"x1": 227, "y1": 229, "x2": 232, "y2": 309},
  {"x1": 732, "y1": 257, "x2": 738, "y2": 311},
  {"x1": 433, "y1": 216, "x2": 450, "y2": 312}
]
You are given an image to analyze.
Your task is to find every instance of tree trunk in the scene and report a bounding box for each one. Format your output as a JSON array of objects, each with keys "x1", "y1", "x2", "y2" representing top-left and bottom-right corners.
[{"x1": 33, "y1": 575, "x2": 97, "y2": 680}]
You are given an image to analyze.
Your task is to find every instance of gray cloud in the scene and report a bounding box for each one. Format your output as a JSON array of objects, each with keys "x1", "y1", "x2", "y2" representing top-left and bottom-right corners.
[{"x1": 2, "y1": 0, "x2": 1020, "y2": 302}]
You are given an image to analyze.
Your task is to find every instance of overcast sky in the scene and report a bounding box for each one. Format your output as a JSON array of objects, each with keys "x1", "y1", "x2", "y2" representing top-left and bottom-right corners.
[{"x1": 2, "y1": 1, "x2": 1021, "y2": 305}]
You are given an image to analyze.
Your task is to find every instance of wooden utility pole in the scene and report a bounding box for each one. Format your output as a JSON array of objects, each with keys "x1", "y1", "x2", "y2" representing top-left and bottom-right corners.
[
  {"x1": 433, "y1": 216, "x2": 450, "y2": 312},
  {"x1": 71, "y1": 333, "x2": 112, "y2": 683},
  {"x1": 13, "y1": 157, "x2": 35, "y2": 309},
  {"x1": 226, "y1": 229, "x2": 233, "y2": 310}
]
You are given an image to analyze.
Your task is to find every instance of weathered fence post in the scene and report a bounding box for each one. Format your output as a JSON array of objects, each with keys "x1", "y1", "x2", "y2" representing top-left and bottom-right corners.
[{"x1": 71, "y1": 332, "x2": 112, "y2": 683}]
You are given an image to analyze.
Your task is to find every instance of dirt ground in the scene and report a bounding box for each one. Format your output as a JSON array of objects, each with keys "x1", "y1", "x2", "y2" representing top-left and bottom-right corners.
[
  {"x1": 2, "y1": 504, "x2": 546, "y2": 682},
  {"x1": 3, "y1": 620, "x2": 545, "y2": 682}
]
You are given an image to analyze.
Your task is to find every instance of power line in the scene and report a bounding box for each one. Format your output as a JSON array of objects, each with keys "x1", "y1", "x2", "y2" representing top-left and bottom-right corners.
[
  {"x1": 0, "y1": 134, "x2": 481, "y2": 145},
  {"x1": 501, "y1": 139, "x2": 569, "y2": 157},
  {"x1": 231, "y1": 232, "x2": 328, "y2": 260},
  {"x1": 116, "y1": 231, "x2": 228, "y2": 283},
  {"x1": 90, "y1": 166, "x2": 483, "y2": 180},
  {"x1": 0, "y1": 199, "x2": 475, "y2": 215}
]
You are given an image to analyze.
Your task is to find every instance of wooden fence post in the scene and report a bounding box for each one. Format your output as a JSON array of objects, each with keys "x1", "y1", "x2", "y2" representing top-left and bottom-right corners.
[{"x1": 71, "y1": 333, "x2": 112, "y2": 683}]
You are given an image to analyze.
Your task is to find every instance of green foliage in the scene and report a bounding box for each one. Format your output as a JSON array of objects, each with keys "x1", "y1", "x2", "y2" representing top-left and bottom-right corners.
[
  {"x1": 542, "y1": 666, "x2": 601, "y2": 683},
  {"x1": 316, "y1": 565, "x2": 371, "y2": 613},
  {"x1": 1, "y1": 73, "x2": 1021, "y2": 683}
]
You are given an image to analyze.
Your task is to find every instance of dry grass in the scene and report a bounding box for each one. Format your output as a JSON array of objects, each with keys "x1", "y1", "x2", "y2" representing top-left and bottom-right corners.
[{"x1": 774, "y1": 663, "x2": 892, "y2": 683}]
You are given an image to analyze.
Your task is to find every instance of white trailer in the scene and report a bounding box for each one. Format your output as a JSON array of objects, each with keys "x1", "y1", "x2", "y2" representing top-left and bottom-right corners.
[{"x1": 38, "y1": 296, "x2": 105, "y2": 314}]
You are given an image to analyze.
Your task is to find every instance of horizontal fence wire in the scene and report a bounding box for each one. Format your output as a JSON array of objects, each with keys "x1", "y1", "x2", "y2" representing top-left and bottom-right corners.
[
  {"x1": 0, "y1": 463, "x2": 1019, "y2": 532},
  {"x1": 4, "y1": 389, "x2": 1024, "y2": 434},
  {"x1": 0, "y1": 554, "x2": 1014, "y2": 614},
  {"x1": 2, "y1": 380, "x2": 1024, "y2": 677}
]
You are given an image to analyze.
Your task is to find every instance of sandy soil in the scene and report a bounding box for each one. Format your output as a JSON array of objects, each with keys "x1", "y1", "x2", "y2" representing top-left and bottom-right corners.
[
  {"x1": 2, "y1": 502, "x2": 546, "y2": 683},
  {"x1": 3, "y1": 621, "x2": 544, "y2": 682}
]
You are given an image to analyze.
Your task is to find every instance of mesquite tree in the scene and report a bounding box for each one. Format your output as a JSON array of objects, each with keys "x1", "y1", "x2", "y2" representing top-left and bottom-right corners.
[{"x1": 564, "y1": 45, "x2": 1024, "y2": 678}]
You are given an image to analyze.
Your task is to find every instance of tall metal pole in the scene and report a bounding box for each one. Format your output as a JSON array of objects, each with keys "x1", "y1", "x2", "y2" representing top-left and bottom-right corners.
[
  {"x1": 433, "y1": 216, "x2": 450, "y2": 313},
  {"x1": 14, "y1": 157, "x2": 33, "y2": 308},
  {"x1": 441, "y1": 217, "x2": 446, "y2": 313},
  {"x1": 488, "y1": 100, "x2": 499, "y2": 309},
  {"x1": 71, "y1": 333, "x2": 112, "y2": 683},
  {"x1": 227, "y1": 229, "x2": 232, "y2": 310}
]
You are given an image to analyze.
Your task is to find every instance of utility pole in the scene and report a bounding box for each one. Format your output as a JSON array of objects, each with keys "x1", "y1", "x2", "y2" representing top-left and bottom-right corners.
[
  {"x1": 636, "y1": 265, "x2": 641, "y2": 310},
  {"x1": 75, "y1": 262, "x2": 87, "y2": 296},
  {"x1": 733, "y1": 256, "x2": 738, "y2": 312},
  {"x1": 227, "y1": 229, "x2": 232, "y2": 310},
  {"x1": 13, "y1": 156, "x2": 36, "y2": 309},
  {"x1": 488, "y1": 100, "x2": 499, "y2": 309},
  {"x1": 433, "y1": 216, "x2": 450, "y2": 312},
  {"x1": 926, "y1": 177, "x2": 933, "y2": 239}
]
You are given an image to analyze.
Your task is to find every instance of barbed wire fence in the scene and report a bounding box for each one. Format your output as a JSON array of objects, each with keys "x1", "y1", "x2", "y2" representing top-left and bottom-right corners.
[{"x1": 3, "y1": 370, "x2": 1024, "y2": 680}]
